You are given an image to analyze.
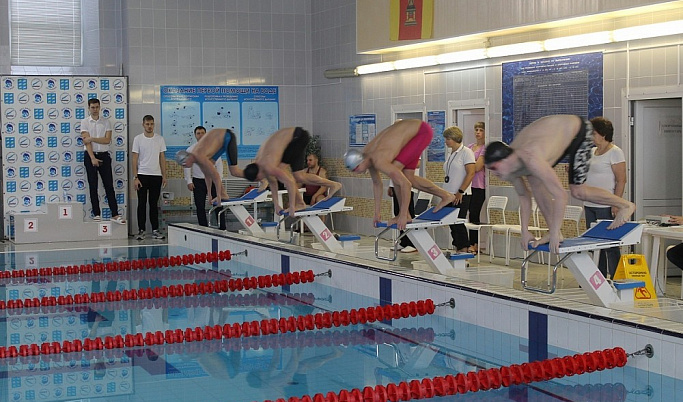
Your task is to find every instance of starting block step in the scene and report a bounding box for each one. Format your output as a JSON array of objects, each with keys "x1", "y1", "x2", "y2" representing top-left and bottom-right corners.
[
  {"x1": 612, "y1": 279, "x2": 646, "y2": 290},
  {"x1": 335, "y1": 234, "x2": 361, "y2": 250},
  {"x1": 447, "y1": 252, "x2": 475, "y2": 270}
]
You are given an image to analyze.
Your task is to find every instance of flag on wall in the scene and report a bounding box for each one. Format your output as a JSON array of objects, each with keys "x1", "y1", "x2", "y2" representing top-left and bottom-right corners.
[{"x1": 390, "y1": 0, "x2": 434, "y2": 41}]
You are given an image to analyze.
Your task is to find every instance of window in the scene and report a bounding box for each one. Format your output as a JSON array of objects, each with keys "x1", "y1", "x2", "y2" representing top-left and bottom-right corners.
[{"x1": 9, "y1": 0, "x2": 82, "y2": 66}]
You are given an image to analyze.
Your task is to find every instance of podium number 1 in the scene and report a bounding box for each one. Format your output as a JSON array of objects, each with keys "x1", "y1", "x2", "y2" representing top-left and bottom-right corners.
[{"x1": 59, "y1": 205, "x2": 73, "y2": 219}]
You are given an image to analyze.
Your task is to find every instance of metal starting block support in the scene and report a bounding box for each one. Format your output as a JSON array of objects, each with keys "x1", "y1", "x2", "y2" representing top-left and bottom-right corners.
[
  {"x1": 521, "y1": 221, "x2": 644, "y2": 307},
  {"x1": 375, "y1": 207, "x2": 465, "y2": 275},
  {"x1": 209, "y1": 189, "x2": 269, "y2": 235},
  {"x1": 277, "y1": 197, "x2": 353, "y2": 251}
]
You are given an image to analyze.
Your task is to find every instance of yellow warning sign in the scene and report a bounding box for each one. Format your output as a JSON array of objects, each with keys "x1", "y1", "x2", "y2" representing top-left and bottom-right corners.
[{"x1": 613, "y1": 254, "x2": 657, "y2": 301}]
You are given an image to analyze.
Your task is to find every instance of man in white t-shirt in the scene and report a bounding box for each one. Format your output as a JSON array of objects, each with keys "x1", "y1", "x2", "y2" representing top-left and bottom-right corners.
[
  {"x1": 184, "y1": 126, "x2": 225, "y2": 229},
  {"x1": 80, "y1": 98, "x2": 125, "y2": 224},
  {"x1": 131, "y1": 115, "x2": 167, "y2": 240}
]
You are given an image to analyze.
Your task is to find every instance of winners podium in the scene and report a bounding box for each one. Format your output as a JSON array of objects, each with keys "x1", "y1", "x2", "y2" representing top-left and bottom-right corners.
[{"x1": 9, "y1": 203, "x2": 128, "y2": 244}]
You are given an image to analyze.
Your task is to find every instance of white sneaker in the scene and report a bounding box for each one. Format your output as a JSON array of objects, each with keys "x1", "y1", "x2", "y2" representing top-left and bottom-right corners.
[
  {"x1": 152, "y1": 230, "x2": 165, "y2": 240},
  {"x1": 135, "y1": 230, "x2": 145, "y2": 240},
  {"x1": 400, "y1": 246, "x2": 417, "y2": 253},
  {"x1": 93, "y1": 215, "x2": 101, "y2": 222}
]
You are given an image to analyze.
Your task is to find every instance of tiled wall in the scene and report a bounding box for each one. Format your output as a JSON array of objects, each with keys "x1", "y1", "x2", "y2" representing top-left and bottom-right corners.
[{"x1": 0, "y1": 0, "x2": 681, "y2": 235}]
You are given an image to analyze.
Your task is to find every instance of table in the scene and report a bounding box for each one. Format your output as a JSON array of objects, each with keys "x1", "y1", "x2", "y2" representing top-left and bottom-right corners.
[{"x1": 641, "y1": 225, "x2": 683, "y2": 296}]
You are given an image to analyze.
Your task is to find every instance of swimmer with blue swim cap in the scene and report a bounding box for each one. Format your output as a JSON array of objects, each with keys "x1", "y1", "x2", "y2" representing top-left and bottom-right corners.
[{"x1": 346, "y1": 119, "x2": 456, "y2": 230}]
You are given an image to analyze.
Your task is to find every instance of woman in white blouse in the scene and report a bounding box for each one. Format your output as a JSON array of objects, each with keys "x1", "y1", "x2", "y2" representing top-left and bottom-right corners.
[
  {"x1": 442, "y1": 127, "x2": 475, "y2": 252},
  {"x1": 585, "y1": 117, "x2": 626, "y2": 278}
]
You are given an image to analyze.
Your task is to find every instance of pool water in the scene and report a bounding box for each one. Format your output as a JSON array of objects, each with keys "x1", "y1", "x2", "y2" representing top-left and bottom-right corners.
[{"x1": 0, "y1": 244, "x2": 675, "y2": 401}]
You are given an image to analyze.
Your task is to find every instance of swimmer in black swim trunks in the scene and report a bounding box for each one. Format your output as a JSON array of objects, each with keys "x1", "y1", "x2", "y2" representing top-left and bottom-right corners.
[
  {"x1": 243, "y1": 127, "x2": 342, "y2": 215},
  {"x1": 483, "y1": 115, "x2": 635, "y2": 254},
  {"x1": 177, "y1": 128, "x2": 245, "y2": 205}
]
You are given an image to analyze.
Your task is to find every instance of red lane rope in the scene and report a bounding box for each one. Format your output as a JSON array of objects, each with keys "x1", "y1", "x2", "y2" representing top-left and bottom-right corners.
[
  {"x1": 0, "y1": 299, "x2": 436, "y2": 359},
  {"x1": 0, "y1": 250, "x2": 237, "y2": 279},
  {"x1": 5, "y1": 327, "x2": 436, "y2": 365},
  {"x1": 0, "y1": 269, "x2": 317, "y2": 312},
  {"x1": 2, "y1": 266, "x2": 232, "y2": 286},
  {"x1": 262, "y1": 347, "x2": 629, "y2": 402},
  {"x1": 9, "y1": 292, "x2": 319, "y2": 316}
]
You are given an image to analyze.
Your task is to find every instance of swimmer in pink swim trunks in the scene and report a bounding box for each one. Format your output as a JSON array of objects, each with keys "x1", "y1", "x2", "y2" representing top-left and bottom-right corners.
[{"x1": 345, "y1": 119, "x2": 456, "y2": 230}]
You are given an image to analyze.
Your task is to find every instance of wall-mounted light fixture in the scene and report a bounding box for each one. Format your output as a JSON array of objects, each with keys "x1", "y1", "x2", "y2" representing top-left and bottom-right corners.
[
  {"x1": 323, "y1": 67, "x2": 358, "y2": 78},
  {"x1": 330, "y1": 19, "x2": 683, "y2": 78}
]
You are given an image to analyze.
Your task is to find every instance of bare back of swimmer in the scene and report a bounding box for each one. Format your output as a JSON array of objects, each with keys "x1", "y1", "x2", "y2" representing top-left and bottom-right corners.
[
  {"x1": 243, "y1": 127, "x2": 342, "y2": 215},
  {"x1": 484, "y1": 115, "x2": 635, "y2": 254},
  {"x1": 346, "y1": 119, "x2": 456, "y2": 230}
]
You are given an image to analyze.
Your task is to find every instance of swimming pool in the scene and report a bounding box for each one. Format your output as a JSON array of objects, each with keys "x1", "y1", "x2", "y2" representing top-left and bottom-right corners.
[{"x1": 0, "y1": 227, "x2": 681, "y2": 401}]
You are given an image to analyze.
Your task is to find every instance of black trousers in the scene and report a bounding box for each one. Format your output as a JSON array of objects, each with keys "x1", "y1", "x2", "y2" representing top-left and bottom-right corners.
[
  {"x1": 468, "y1": 188, "x2": 485, "y2": 246},
  {"x1": 137, "y1": 174, "x2": 162, "y2": 231},
  {"x1": 449, "y1": 196, "x2": 471, "y2": 250},
  {"x1": 391, "y1": 189, "x2": 415, "y2": 248},
  {"x1": 668, "y1": 243, "x2": 683, "y2": 270},
  {"x1": 193, "y1": 178, "x2": 226, "y2": 229},
  {"x1": 84, "y1": 152, "x2": 119, "y2": 217}
]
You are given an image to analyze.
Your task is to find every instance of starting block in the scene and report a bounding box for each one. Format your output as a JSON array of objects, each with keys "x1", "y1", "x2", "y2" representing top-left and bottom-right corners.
[
  {"x1": 277, "y1": 197, "x2": 353, "y2": 251},
  {"x1": 521, "y1": 220, "x2": 644, "y2": 307},
  {"x1": 209, "y1": 189, "x2": 269, "y2": 235},
  {"x1": 375, "y1": 207, "x2": 465, "y2": 275}
]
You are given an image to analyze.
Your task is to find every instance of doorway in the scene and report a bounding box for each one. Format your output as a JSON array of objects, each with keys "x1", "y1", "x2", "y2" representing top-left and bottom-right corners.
[{"x1": 632, "y1": 98, "x2": 682, "y2": 219}]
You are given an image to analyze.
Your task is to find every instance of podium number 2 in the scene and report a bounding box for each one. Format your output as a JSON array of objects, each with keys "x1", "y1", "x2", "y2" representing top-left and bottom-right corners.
[
  {"x1": 24, "y1": 219, "x2": 37, "y2": 232},
  {"x1": 59, "y1": 205, "x2": 72, "y2": 219},
  {"x1": 99, "y1": 223, "x2": 111, "y2": 236}
]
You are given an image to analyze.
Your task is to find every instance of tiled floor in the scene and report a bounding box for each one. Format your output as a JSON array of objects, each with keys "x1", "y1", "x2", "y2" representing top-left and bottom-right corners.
[{"x1": 4, "y1": 227, "x2": 683, "y2": 333}]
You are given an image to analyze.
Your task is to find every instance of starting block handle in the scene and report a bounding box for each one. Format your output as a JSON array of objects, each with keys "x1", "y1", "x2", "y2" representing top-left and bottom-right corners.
[
  {"x1": 374, "y1": 225, "x2": 400, "y2": 261},
  {"x1": 208, "y1": 205, "x2": 226, "y2": 229},
  {"x1": 521, "y1": 249, "x2": 572, "y2": 294}
]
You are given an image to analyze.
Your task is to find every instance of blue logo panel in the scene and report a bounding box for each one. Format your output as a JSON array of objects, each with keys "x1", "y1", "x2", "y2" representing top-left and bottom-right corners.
[
  {"x1": 18, "y1": 122, "x2": 28, "y2": 134},
  {"x1": 5, "y1": 137, "x2": 15, "y2": 148},
  {"x1": 116, "y1": 150, "x2": 125, "y2": 162}
]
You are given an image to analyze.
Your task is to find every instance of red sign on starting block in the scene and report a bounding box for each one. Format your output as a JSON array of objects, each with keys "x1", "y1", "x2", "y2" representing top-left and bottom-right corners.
[
  {"x1": 320, "y1": 229, "x2": 332, "y2": 241},
  {"x1": 428, "y1": 245, "x2": 441, "y2": 260}
]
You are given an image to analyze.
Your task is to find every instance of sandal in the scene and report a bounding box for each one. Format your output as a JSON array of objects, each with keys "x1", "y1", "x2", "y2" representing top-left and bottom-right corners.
[{"x1": 111, "y1": 215, "x2": 126, "y2": 225}]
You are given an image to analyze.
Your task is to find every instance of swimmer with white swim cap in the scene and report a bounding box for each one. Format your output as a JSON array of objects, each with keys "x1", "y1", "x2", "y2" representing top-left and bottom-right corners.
[{"x1": 345, "y1": 119, "x2": 456, "y2": 230}]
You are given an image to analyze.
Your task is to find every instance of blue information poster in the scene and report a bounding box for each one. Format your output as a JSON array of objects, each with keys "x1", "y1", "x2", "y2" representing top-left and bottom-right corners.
[
  {"x1": 427, "y1": 111, "x2": 446, "y2": 162},
  {"x1": 160, "y1": 86, "x2": 279, "y2": 159},
  {"x1": 501, "y1": 52, "x2": 603, "y2": 143},
  {"x1": 349, "y1": 114, "x2": 377, "y2": 147}
]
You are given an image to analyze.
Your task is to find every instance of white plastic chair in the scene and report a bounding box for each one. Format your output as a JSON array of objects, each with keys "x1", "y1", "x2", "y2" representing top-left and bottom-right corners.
[{"x1": 483, "y1": 196, "x2": 509, "y2": 263}]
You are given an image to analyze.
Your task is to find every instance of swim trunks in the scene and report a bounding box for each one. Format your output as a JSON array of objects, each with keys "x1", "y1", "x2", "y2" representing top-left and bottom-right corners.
[
  {"x1": 553, "y1": 116, "x2": 593, "y2": 185},
  {"x1": 210, "y1": 129, "x2": 238, "y2": 165},
  {"x1": 394, "y1": 121, "x2": 433, "y2": 170},
  {"x1": 281, "y1": 127, "x2": 310, "y2": 172}
]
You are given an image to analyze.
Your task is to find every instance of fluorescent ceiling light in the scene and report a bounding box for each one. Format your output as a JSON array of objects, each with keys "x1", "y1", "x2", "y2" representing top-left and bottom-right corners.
[
  {"x1": 356, "y1": 61, "x2": 396, "y2": 75},
  {"x1": 543, "y1": 31, "x2": 612, "y2": 51},
  {"x1": 613, "y1": 20, "x2": 683, "y2": 41},
  {"x1": 436, "y1": 49, "x2": 488, "y2": 64},
  {"x1": 486, "y1": 41, "x2": 544, "y2": 58},
  {"x1": 393, "y1": 56, "x2": 438, "y2": 70}
]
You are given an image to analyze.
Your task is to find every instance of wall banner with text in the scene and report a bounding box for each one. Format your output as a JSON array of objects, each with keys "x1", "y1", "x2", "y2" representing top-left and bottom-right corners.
[{"x1": 160, "y1": 86, "x2": 279, "y2": 160}]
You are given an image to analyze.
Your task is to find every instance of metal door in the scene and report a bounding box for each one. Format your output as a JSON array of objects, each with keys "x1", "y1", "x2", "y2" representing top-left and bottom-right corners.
[{"x1": 633, "y1": 98, "x2": 682, "y2": 218}]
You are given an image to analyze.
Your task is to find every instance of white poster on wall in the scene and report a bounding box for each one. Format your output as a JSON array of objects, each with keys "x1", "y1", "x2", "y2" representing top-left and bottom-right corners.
[{"x1": 1, "y1": 76, "x2": 129, "y2": 237}]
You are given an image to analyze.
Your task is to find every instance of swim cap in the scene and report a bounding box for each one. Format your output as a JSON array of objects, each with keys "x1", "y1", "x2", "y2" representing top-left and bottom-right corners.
[
  {"x1": 175, "y1": 150, "x2": 189, "y2": 166},
  {"x1": 344, "y1": 149, "x2": 364, "y2": 171},
  {"x1": 484, "y1": 141, "x2": 513, "y2": 165}
]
